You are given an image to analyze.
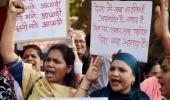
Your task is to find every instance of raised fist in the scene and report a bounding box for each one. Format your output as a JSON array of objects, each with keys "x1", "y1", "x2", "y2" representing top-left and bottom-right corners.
[{"x1": 8, "y1": 0, "x2": 25, "y2": 15}]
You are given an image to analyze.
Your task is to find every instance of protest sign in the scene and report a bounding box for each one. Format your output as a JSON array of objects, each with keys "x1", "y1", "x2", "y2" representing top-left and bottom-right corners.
[
  {"x1": 90, "y1": 1, "x2": 152, "y2": 62},
  {"x1": 15, "y1": 0, "x2": 68, "y2": 42}
]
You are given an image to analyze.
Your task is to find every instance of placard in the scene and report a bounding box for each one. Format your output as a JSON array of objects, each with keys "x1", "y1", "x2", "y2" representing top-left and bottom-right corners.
[
  {"x1": 90, "y1": 1, "x2": 152, "y2": 62},
  {"x1": 15, "y1": 0, "x2": 68, "y2": 42}
]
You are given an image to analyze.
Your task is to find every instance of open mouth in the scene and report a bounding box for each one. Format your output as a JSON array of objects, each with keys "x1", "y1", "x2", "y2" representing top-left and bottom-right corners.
[
  {"x1": 159, "y1": 81, "x2": 166, "y2": 93},
  {"x1": 45, "y1": 69, "x2": 55, "y2": 78},
  {"x1": 77, "y1": 48, "x2": 81, "y2": 50},
  {"x1": 32, "y1": 63, "x2": 36, "y2": 67},
  {"x1": 110, "y1": 79, "x2": 121, "y2": 86},
  {"x1": 160, "y1": 83, "x2": 163, "y2": 87}
]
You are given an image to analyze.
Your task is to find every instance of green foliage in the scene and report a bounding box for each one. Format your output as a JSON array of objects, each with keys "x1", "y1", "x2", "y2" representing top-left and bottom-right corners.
[{"x1": 69, "y1": 0, "x2": 83, "y2": 16}]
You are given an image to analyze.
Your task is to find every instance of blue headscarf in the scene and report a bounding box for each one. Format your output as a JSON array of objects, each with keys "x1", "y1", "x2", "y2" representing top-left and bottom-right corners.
[
  {"x1": 113, "y1": 53, "x2": 140, "y2": 95},
  {"x1": 90, "y1": 53, "x2": 150, "y2": 100}
]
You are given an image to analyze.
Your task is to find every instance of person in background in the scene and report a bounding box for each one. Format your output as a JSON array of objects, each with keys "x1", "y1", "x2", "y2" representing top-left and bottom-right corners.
[
  {"x1": 1, "y1": 1, "x2": 77, "y2": 100},
  {"x1": 75, "y1": 53, "x2": 150, "y2": 100},
  {"x1": 70, "y1": 30, "x2": 90, "y2": 74},
  {"x1": 154, "y1": 0, "x2": 170, "y2": 99},
  {"x1": 140, "y1": 0, "x2": 170, "y2": 99},
  {"x1": 70, "y1": 35, "x2": 83, "y2": 83},
  {"x1": 140, "y1": 60, "x2": 162, "y2": 100},
  {"x1": 22, "y1": 44, "x2": 43, "y2": 72},
  {"x1": 140, "y1": 76, "x2": 163, "y2": 100},
  {"x1": 143, "y1": 61, "x2": 161, "y2": 79}
]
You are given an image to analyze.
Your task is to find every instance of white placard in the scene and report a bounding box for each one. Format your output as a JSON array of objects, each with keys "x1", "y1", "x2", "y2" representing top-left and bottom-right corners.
[
  {"x1": 41, "y1": 98, "x2": 108, "y2": 100},
  {"x1": 90, "y1": 1, "x2": 152, "y2": 62},
  {"x1": 15, "y1": 0, "x2": 68, "y2": 42}
]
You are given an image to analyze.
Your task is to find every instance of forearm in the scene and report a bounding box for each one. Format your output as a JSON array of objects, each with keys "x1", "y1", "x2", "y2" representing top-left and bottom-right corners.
[
  {"x1": 1, "y1": 13, "x2": 18, "y2": 64},
  {"x1": 74, "y1": 77, "x2": 91, "y2": 97},
  {"x1": 160, "y1": 33, "x2": 170, "y2": 55},
  {"x1": 74, "y1": 56, "x2": 103, "y2": 96},
  {"x1": 161, "y1": 32, "x2": 170, "y2": 65}
]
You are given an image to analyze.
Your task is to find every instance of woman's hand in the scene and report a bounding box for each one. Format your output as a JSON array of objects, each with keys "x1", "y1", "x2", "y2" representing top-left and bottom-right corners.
[
  {"x1": 1, "y1": 1, "x2": 25, "y2": 64},
  {"x1": 85, "y1": 57, "x2": 104, "y2": 82},
  {"x1": 154, "y1": 0, "x2": 170, "y2": 39},
  {"x1": 8, "y1": 0, "x2": 25, "y2": 16}
]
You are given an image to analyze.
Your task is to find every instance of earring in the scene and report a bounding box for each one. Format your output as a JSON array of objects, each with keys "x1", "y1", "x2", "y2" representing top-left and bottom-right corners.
[{"x1": 131, "y1": 81, "x2": 134, "y2": 86}]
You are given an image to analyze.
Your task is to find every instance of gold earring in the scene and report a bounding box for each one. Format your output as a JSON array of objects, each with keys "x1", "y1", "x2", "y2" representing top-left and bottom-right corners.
[{"x1": 131, "y1": 81, "x2": 134, "y2": 86}]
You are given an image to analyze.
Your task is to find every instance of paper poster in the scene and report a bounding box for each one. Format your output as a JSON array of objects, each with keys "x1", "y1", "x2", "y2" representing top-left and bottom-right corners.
[
  {"x1": 15, "y1": 0, "x2": 68, "y2": 42},
  {"x1": 90, "y1": 1, "x2": 152, "y2": 62}
]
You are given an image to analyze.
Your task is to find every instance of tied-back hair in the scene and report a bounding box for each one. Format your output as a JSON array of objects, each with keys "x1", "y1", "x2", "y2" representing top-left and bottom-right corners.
[{"x1": 47, "y1": 44, "x2": 77, "y2": 88}]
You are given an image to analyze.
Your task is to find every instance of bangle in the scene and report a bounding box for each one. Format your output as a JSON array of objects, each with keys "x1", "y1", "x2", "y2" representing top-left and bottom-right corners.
[{"x1": 79, "y1": 86, "x2": 88, "y2": 91}]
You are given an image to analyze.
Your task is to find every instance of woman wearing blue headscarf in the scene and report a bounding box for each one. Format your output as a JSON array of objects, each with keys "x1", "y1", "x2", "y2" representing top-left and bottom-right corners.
[{"x1": 75, "y1": 53, "x2": 150, "y2": 100}]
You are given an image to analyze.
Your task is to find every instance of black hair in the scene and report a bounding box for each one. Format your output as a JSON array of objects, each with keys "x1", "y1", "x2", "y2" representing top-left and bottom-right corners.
[
  {"x1": 47, "y1": 44, "x2": 77, "y2": 88},
  {"x1": 0, "y1": 56, "x2": 4, "y2": 71},
  {"x1": 143, "y1": 61, "x2": 159, "y2": 74},
  {"x1": 22, "y1": 44, "x2": 42, "y2": 59},
  {"x1": 85, "y1": 33, "x2": 90, "y2": 47}
]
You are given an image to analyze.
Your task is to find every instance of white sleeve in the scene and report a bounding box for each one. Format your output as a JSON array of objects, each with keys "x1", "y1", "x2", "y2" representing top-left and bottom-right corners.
[{"x1": 74, "y1": 60, "x2": 83, "y2": 77}]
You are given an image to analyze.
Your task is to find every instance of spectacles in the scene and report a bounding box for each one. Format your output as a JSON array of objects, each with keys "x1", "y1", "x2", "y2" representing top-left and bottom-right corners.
[{"x1": 74, "y1": 40, "x2": 85, "y2": 44}]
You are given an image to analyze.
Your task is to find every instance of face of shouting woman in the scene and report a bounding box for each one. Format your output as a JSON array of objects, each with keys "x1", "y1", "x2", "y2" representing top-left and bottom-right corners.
[
  {"x1": 158, "y1": 58, "x2": 170, "y2": 99},
  {"x1": 108, "y1": 60, "x2": 135, "y2": 94},
  {"x1": 44, "y1": 49, "x2": 72, "y2": 84}
]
